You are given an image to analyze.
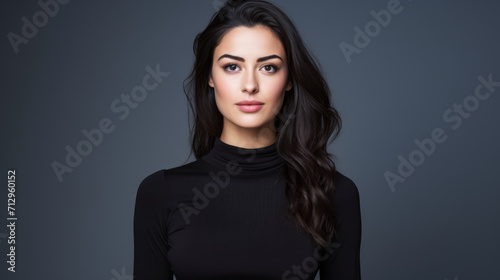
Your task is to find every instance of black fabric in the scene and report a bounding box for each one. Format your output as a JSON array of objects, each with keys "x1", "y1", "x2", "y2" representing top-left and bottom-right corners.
[{"x1": 133, "y1": 137, "x2": 362, "y2": 279}]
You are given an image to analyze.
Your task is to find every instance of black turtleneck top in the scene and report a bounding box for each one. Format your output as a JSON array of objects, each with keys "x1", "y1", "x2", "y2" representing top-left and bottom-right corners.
[{"x1": 133, "y1": 137, "x2": 361, "y2": 279}]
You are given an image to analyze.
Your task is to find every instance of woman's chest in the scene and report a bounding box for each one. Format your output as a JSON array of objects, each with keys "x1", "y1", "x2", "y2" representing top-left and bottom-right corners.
[{"x1": 166, "y1": 180, "x2": 319, "y2": 279}]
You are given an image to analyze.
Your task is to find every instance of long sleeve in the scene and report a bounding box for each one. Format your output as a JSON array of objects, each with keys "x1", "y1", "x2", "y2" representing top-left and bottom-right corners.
[
  {"x1": 131, "y1": 139, "x2": 361, "y2": 278},
  {"x1": 133, "y1": 171, "x2": 173, "y2": 279},
  {"x1": 319, "y1": 174, "x2": 362, "y2": 279}
]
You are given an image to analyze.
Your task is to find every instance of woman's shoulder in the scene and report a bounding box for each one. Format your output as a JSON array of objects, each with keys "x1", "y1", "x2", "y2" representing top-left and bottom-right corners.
[
  {"x1": 136, "y1": 159, "x2": 208, "y2": 197},
  {"x1": 329, "y1": 171, "x2": 362, "y2": 230},
  {"x1": 331, "y1": 170, "x2": 360, "y2": 204},
  {"x1": 136, "y1": 169, "x2": 170, "y2": 201}
]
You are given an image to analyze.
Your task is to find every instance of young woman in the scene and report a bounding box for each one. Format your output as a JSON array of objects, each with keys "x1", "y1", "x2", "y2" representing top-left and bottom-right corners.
[{"x1": 133, "y1": 0, "x2": 362, "y2": 279}]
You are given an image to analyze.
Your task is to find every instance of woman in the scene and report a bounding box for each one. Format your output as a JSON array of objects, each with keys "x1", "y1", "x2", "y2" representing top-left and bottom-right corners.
[{"x1": 133, "y1": 0, "x2": 362, "y2": 279}]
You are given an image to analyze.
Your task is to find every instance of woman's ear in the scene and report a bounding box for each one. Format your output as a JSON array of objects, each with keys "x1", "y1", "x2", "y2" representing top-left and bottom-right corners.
[
  {"x1": 209, "y1": 74, "x2": 214, "y2": 88},
  {"x1": 285, "y1": 78, "x2": 293, "y2": 91}
]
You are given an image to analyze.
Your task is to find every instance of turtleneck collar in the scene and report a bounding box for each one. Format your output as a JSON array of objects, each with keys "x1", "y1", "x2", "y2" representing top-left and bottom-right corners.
[{"x1": 201, "y1": 137, "x2": 285, "y2": 175}]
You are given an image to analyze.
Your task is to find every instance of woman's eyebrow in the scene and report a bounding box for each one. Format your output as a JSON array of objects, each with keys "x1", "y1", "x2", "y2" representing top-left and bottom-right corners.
[{"x1": 217, "y1": 54, "x2": 283, "y2": 62}]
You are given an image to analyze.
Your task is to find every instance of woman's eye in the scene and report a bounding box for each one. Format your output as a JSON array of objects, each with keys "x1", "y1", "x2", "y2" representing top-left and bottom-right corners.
[
  {"x1": 262, "y1": 65, "x2": 278, "y2": 73},
  {"x1": 224, "y1": 64, "x2": 239, "y2": 72},
  {"x1": 223, "y1": 64, "x2": 279, "y2": 73}
]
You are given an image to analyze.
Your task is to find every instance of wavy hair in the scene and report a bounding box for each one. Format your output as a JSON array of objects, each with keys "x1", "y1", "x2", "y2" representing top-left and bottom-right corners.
[{"x1": 182, "y1": 0, "x2": 342, "y2": 249}]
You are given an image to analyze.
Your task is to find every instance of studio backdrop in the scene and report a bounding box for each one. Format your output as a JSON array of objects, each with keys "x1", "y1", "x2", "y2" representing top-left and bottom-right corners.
[{"x1": 1, "y1": 0, "x2": 499, "y2": 279}]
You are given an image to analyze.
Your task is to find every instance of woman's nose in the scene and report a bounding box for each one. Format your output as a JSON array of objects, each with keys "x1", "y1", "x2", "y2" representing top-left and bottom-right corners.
[{"x1": 241, "y1": 70, "x2": 259, "y2": 94}]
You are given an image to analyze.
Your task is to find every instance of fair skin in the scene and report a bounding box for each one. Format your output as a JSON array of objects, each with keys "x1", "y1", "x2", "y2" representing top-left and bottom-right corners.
[{"x1": 208, "y1": 25, "x2": 292, "y2": 149}]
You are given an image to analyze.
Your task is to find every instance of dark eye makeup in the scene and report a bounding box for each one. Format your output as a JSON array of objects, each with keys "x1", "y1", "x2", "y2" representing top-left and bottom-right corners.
[{"x1": 221, "y1": 62, "x2": 280, "y2": 73}]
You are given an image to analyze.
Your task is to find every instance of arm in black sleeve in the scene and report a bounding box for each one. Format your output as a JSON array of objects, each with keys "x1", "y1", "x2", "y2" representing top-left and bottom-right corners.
[
  {"x1": 133, "y1": 171, "x2": 173, "y2": 279},
  {"x1": 319, "y1": 174, "x2": 362, "y2": 279}
]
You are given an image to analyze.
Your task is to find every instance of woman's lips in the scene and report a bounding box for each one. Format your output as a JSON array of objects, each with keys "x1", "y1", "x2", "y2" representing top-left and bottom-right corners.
[{"x1": 236, "y1": 104, "x2": 264, "y2": 112}]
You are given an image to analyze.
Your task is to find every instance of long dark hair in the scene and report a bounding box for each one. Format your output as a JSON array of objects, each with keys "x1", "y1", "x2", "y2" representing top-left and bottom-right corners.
[{"x1": 182, "y1": 0, "x2": 342, "y2": 250}]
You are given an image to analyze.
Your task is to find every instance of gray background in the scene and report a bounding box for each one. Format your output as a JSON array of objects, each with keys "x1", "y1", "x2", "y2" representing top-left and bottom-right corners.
[{"x1": 1, "y1": 0, "x2": 499, "y2": 279}]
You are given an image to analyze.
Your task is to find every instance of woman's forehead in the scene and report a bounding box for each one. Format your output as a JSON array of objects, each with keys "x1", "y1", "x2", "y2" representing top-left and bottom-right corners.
[{"x1": 213, "y1": 26, "x2": 286, "y2": 60}]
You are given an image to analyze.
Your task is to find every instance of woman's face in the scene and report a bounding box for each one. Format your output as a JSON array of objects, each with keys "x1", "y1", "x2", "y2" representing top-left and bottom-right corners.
[{"x1": 209, "y1": 25, "x2": 292, "y2": 141}]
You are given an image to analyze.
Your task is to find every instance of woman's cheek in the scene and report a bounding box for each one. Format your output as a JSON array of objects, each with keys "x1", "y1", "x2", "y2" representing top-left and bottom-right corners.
[
  {"x1": 214, "y1": 79, "x2": 236, "y2": 114},
  {"x1": 264, "y1": 78, "x2": 287, "y2": 100}
]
